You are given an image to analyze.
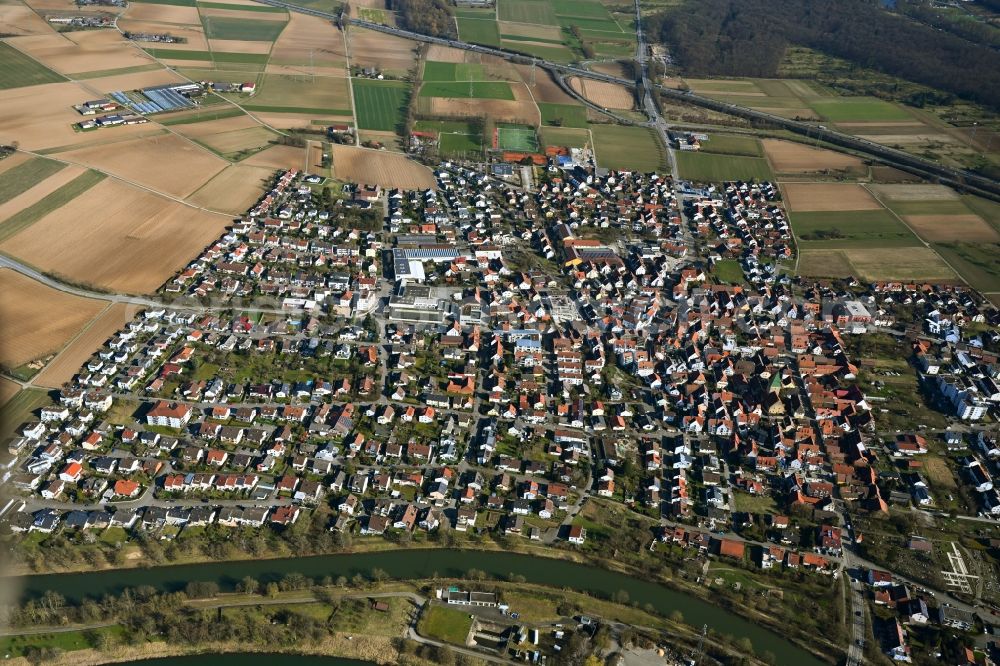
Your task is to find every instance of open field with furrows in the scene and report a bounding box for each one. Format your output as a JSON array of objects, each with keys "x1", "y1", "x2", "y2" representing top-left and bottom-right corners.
[
  {"x1": 241, "y1": 143, "x2": 305, "y2": 170},
  {"x1": 932, "y1": 243, "x2": 1000, "y2": 293},
  {"x1": 0, "y1": 269, "x2": 106, "y2": 369},
  {"x1": 200, "y1": 15, "x2": 287, "y2": 41},
  {"x1": 0, "y1": 379, "x2": 19, "y2": 410},
  {"x1": 0, "y1": 169, "x2": 106, "y2": 244},
  {"x1": 0, "y1": 164, "x2": 87, "y2": 226},
  {"x1": 514, "y1": 64, "x2": 576, "y2": 104},
  {"x1": 569, "y1": 77, "x2": 634, "y2": 110},
  {"x1": 15, "y1": 30, "x2": 162, "y2": 76},
  {"x1": 331, "y1": 145, "x2": 435, "y2": 189},
  {"x1": 0, "y1": 81, "x2": 164, "y2": 151},
  {"x1": 681, "y1": 77, "x2": 822, "y2": 120},
  {"x1": 790, "y1": 210, "x2": 920, "y2": 248},
  {"x1": 422, "y1": 96, "x2": 539, "y2": 125},
  {"x1": 0, "y1": 178, "x2": 232, "y2": 293},
  {"x1": 425, "y1": 44, "x2": 465, "y2": 63},
  {"x1": 540, "y1": 126, "x2": 590, "y2": 149},
  {"x1": 781, "y1": 182, "x2": 882, "y2": 212},
  {"x1": 677, "y1": 152, "x2": 773, "y2": 183},
  {"x1": 844, "y1": 246, "x2": 957, "y2": 282},
  {"x1": 122, "y1": 1, "x2": 202, "y2": 23},
  {"x1": 186, "y1": 163, "x2": 273, "y2": 214},
  {"x1": 143, "y1": 48, "x2": 270, "y2": 66},
  {"x1": 498, "y1": 20, "x2": 562, "y2": 42},
  {"x1": 251, "y1": 111, "x2": 353, "y2": 130},
  {"x1": 84, "y1": 67, "x2": 186, "y2": 91},
  {"x1": 33, "y1": 303, "x2": 141, "y2": 389},
  {"x1": 0, "y1": 152, "x2": 32, "y2": 176},
  {"x1": 347, "y1": 26, "x2": 416, "y2": 75},
  {"x1": 244, "y1": 73, "x2": 352, "y2": 115},
  {"x1": 0, "y1": 0, "x2": 52, "y2": 36},
  {"x1": 592, "y1": 124, "x2": 666, "y2": 172},
  {"x1": 761, "y1": 139, "x2": 865, "y2": 174},
  {"x1": 903, "y1": 215, "x2": 999, "y2": 243},
  {"x1": 869, "y1": 184, "x2": 960, "y2": 202},
  {"x1": 0, "y1": 156, "x2": 66, "y2": 207},
  {"x1": 352, "y1": 79, "x2": 409, "y2": 132},
  {"x1": 180, "y1": 123, "x2": 278, "y2": 159},
  {"x1": 797, "y1": 249, "x2": 856, "y2": 278},
  {"x1": 269, "y1": 13, "x2": 346, "y2": 67},
  {"x1": 52, "y1": 134, "x2": 228, "y2": 199},
  {"x1": 200, "y1": 6, "x2": 287, "y2": 21},
  {"x1": 0, "y1": 41, "x2": 66, "y2": 89},
  {"x1": 699, "y1": 134, "x2": 763, "y2": 157}
]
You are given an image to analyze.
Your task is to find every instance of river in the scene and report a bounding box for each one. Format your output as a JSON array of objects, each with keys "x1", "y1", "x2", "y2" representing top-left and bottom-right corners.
[{"x1": 10, "y1": 549, "x2": 826, "y2": 666}]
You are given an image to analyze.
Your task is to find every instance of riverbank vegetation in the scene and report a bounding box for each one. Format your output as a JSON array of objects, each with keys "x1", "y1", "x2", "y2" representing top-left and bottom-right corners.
[
  {"x1": 0, "y1": 575, "x2": 781, "y2": 666},
  {"x1": 3, "y1": 497, "x2": 844, "y2": 665}
]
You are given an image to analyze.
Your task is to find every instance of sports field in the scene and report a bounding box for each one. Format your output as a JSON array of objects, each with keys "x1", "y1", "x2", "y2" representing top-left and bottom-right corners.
[
  {"x1": 0, "y1": 42, "x2": 66, "y2": 90},
  {"x1": 352, "y1": 79, "x2": 410, "y2": 132},
  {"x1": 419, "y1": 81, "x2": 514, "y2": 100},
  {"x1": 538, "y1": 103, "x2": 588, "y2": 128},
  {"x1": 496, "y1": 123, "x2": 538, "y2": 151},
  {"x1": 200, "y1": 16, "x2": 287, "y2": 41},
  {"x1": 592, "y1": 125, "x2": 666, "y2": 172},
  {"x1": 415, "y1": 120, "x2": 483, "y2": 157},
  {"x1": 676, "y1": 152, "x2": 773, "y2": 183}
]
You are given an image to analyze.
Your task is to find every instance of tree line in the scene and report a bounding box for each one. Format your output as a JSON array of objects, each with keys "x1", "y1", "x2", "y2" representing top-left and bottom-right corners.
[
  {"x1": 645, "y1": 0, "x2": 1000, "y2": 110},
  {"x1": 388, "y1": 0, "x2": 456, "y2": 39}
]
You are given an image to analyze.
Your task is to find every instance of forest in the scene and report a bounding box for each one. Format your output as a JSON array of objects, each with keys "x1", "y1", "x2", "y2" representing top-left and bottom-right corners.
[
  {"x1": 645, "y1": 0, "x2": 1000, "y2": 110},
  {"x1": 389, "y1": 0, "x2": 456, "y2": 39}
]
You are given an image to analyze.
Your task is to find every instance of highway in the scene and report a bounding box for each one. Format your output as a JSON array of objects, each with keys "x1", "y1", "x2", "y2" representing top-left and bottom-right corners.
[{"x1": 251, "y1": 0, "x2": 1000, "y2": 200}]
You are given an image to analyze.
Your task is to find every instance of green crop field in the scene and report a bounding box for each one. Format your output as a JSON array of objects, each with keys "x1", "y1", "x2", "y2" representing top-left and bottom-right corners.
[
  {"x1": 791, "y1": 210, "x2": 921, "y2": 247},
  {"x1": 144, "y1": 49, "x2": 270, "y2": 64},
  {"x1": 499, "y1": 0, "x2": 558, "y2": 25},
  {"x1": 419, "y1": 81, "x2": 514, "y2": 100},
  {"x1": 497, "y1": 123, "x2": 539, "y2": 151},
  {"x1": 159, "y1": 107, "x2": 246, "y2": 125},
  {"x1": 201, "y1": 16, "x2": 287, "y2": 41},
  {"x1": 417, "y1": 605, "x2": 474, "y2": 644},
  {"x1": 0, "y1": 158, "x2": 66, "y2": 206},
  {"x1": 0, "y1": 170, "x2": 105, "y2": 244},
  {"x1": 197, "y1": 0, "x2": 286, "y2": 11},
  {"x1": 352, "y1": 79, "x2": 410, "y2": 132},
  {"x1": 423, "y1": 61, "x2": 486, "y2": 82},
  {"x1": 592, "y1": 125, "x2": 666, "y2": 172},
  {"x1": 501, "y1": 41, "x2": 575, "y2": 63},
  {"x1": 540, "y1": 126, "x2": 590, "y2": 149},
  {"x1": 699, "y1": 134, "x2": 763, "y2": 157},
  {"x1": 809, "y1": 97, "x2": 912, "y2": 122},
  {"x1": 440, "y1": 132, "x2": 483, "y2": 156},
  {"x1": 552, "y1": 0, "x2": 614, "y2": 19},
  {"x1": 0, "y1": 43, "x2": 66, "y2": 90},
  {"x1": 456, "y1": 17, "x2": 502, "y2": 47},
  {"x1": 558, "y1": 16, "x2": 624, "y2": 33},
  {"x1": 538, "y1": 103, "x2": 588, "y2": 128},
  {"x1": 676, "y1": 152, "x2": 772, "y2": 182},
  {"x1": 932, "y1": 242, "x2": 1000, "y2": 292},
  {"x1": 248, "y1": 73, "x2": 351, "y2": 114},
  {"x1": 132, "y1": 0, "x2": 196, "y2": 5}
]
